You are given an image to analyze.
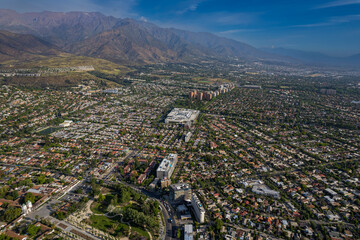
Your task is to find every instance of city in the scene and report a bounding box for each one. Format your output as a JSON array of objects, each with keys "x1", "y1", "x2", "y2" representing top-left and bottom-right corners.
[
  {"x1": 0, "y1": 1, "x2": 360, "y2": 240},
  {"x1": 0, "y1": 65, "x2": 359, "y2": 239}
]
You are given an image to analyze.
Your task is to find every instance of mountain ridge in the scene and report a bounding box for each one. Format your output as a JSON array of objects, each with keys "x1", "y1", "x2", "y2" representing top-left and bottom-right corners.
[
  {"x1": 0, "y1": 9, "x2": 292, "y2": 65},
  {"x1": 0, "y1": 9, "x2": 357, "y2": 67}
]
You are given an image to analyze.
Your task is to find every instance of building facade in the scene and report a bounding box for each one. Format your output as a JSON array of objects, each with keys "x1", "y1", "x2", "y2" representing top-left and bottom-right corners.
[
  {"x1": 191, "y1": 193, "x2": 205, "y2": 223},
  {"x1": 170, "y1": 183, "x2": 192, "y2": 202},
  {"x1": 156, "y1": 154, "x2": 178, "y2": 179}
]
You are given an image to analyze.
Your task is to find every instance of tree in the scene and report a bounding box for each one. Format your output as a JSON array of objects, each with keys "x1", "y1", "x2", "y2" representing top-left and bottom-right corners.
[
  {"x1": 24, "y1": 192, "x2": 35, "y2": 203},
  {"x1": 3, "y1": 207, "x2": 21, "y2": 222},
  {"x1": 119, "y1": 191, "x2": 130, "y2": 203},
  {"x1": 11, "y1": 191, "x2": 19, "y2": 200},
  {"x1": 98, "y1": 193, "x2": 105, "y2": 202},
  {"x1": 176, "y1": 228, "x2": 181, "y2": 239},
  {"x1": 214, "y1": 219, "x2": 224, "y2": 232},
  {"x1": 27, "y1": 224, "x2": 40, "y2": 237}
]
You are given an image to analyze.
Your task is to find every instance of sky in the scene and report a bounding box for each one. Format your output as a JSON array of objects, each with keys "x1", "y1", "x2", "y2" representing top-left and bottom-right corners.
[{"x1": 1, "y1": 0, "x2": 360, "y2": 56}]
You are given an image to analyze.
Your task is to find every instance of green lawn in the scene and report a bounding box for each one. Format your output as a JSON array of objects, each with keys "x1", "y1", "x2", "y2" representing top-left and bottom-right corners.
[
  {"x1": 88, "y1": 214, "x2": 129, "y2": 237},
  {"x1": 90, "y1": 202, "x2": 108, "y2": 214},
  {"x1": 131, "y1": 226, "x2": 150, "y2": 239},
  {"x1": 38, "y1": 127, "x2": 60, "y2": 135}
]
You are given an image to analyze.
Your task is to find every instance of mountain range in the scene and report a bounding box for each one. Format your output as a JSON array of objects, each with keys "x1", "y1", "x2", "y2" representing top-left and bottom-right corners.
[
  {"x1": 0, "y1": 9, "x2": 292, "y2": 65},
  {"x1": 0, "y1": 9, "x2": 358, "y2": 67}
]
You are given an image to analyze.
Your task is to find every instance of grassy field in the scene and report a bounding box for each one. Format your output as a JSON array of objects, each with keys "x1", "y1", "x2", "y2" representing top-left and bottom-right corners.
[
  {"x1": 192, "y1": 76, "x2": 230, "y2": 84},
  {"x1": 37, "y1": 127, "x2": 61, "y2": 135},
  {"x1": 131, "y1": 226, "x2": 150, "y2": 239},
  {"x1": 1, "y1": 54, "x2": 128, "y2": 71},
  {"x1": 88, "y1": 214, "x2": 129, "y2": 237},
  {"x1": 0, "y1": 55, "x2": 133, "y2": 87},
  {"x1": 90, "y1": 202, "x2": 108, "y2": 214}
]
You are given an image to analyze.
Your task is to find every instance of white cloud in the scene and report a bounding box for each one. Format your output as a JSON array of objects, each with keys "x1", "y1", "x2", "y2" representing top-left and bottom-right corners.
[
  {"x1": 293, "y1": 14, "x2": 360, "y2": 27},
  {"x1": 176, "y1": 0, "x2": 207, "y2": 15},
  {"x1": 219, "y1": 29, "x2": 260, "y2": 34},
  {"x1": 314, "y1": 0, "x2": 360, "y2": 9}
]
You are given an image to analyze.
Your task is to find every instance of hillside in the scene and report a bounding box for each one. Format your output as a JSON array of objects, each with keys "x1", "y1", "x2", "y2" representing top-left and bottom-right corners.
[
  {"x1": 0, "y1": 9, "x2": 118, "y2": 48},
  {"x1": 0, "y1": 30, "x2": 62, "y2": 62}
]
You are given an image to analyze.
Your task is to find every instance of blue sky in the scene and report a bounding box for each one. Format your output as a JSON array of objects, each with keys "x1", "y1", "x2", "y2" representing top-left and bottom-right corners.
[{"x1": 1, "y1": 0, "x2": 360, "y2": 56}]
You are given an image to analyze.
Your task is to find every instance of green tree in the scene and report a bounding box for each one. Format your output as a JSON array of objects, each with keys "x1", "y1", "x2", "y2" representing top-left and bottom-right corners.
[
  {"x1": 24, "y1": 192, "x2": 35, "y2": 203},
  {"x1": 3, "y1": 207, "x2": 21, "y2": 222},
  {"x1": 27, "y1": 224, "x2": 40, "y2": 237},
  {"x1": 98, "y1": 193, "x2": 105, "y2": 202}
]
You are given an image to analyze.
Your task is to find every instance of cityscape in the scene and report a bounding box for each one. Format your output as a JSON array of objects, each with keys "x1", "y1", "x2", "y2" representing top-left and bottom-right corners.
[{"x1": 0, "y1": 1, "x2": 359, "y2": 240}]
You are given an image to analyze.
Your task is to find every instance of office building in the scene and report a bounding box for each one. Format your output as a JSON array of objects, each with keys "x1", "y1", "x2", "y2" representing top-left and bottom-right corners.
[
  {"x1": 184, "y1": 132, "x2": 192, "y2": 143},
  {"x1": 170, "y1": 183, "x2": 192, "y2": 202},
  {"x1": 184, "y1": 224, "x2": 193, "y2": 240},
  {"x1": 191, "y1": 193, "x2": 205, "y2": 223},
  {"x1": 156, "y1": 154, "x2": 178, "y2": 179}
]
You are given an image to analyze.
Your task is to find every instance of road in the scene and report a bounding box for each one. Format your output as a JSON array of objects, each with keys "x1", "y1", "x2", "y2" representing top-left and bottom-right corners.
[
  {"x1": 24, "y1": 179, "x2": 103, "y2": 240},
  {"x1": 12, "y1": 152, "x2": 176, "y2": 240},
  {"x1": 48, "y1": 216, "x2": 102, "y2": 240}
]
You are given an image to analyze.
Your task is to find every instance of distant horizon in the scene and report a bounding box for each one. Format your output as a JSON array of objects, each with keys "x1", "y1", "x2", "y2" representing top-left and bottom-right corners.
[{"x1": 0, "y1": 0, "x2": 359, "y2": 57}]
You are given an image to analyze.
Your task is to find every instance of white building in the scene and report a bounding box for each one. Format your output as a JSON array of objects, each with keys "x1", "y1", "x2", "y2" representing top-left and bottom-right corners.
[
  {"x1": 21, "y1": 201, "x2": 32, "y2": 215},
  {"x1": 191, "y1": 193, "x2": 205, "y2": 223},
  {"x1": 59, "y1": 120, "x2": 73, "y2": 127},
  {"x1": 184, "y1": 224, "x2": 193, "y2": 240},
  {"x1": 165, "y1": 108, "x2": 200, "y2": 125},
  {"x1": 324, "y1": 188, "x2": 337, "y2": 196},
  {"x1": 252, "y1": 184, "x2": 280, "y2": 199},
  {"x1": 184, "y1": 132, "x2": 192, "y2": 143},
  {"x1": 156, "y1": 154, "x2": 178, "y2": 179}
]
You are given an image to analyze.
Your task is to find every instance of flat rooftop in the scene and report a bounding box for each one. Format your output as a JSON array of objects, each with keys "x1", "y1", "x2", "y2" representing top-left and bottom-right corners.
[
  {"x1": 157, "y1": 154, "x2": 178, "y2": 172},
  {"x1": 158, "y1": 159, "x2": 172, "y2": 172},
  {"x1": 170, "y1": 183, "x2": 191, "y2": 191},
  {"x1": 165, "y1": 108, "x2": 200, "y2": 123}
]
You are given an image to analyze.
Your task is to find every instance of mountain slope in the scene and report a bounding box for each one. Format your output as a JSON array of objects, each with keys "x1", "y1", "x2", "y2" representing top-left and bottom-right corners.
[
  {"x1": 70, "y1": 19, "x2": 214, "y2": 64},
  {"x1": 68, "y1": 19, "x2": 178, "y2": 64},
  {"x1": 0, "y1": 30, "x2": 62, "y2": 62},
  {"x1": 169, "y1": 28, "x2": 268, "y2": 59},
  {"x1": 0, "y1": 9, "x2": 118, "y2": 48}
]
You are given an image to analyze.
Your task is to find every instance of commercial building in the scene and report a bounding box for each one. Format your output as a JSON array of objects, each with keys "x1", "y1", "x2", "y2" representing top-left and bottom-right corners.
[
  {"x1": 184, "y1": 132, "x2": 192, "y2": 143},
  {"x1": 160, "y1": 178, "x2": 171, "y2": 188},
  {"x1": 191, "y1": 193, "x2": 205, "y2": 223},
  {"x1": 169, "y1": 183, "x2": 192, "y2": 202},
  {"x1": 102, "y1": 89, "x2": 119, "y2": 94},
  {"x1": 252, "y1": 184, "x2": 280, "y2": 199},
  {"x1": 59, "y1": 120, "x2": 73, "y2": 127},
  {"x1": 156, "y1": 154, "x2": 178, "y2": 179},
  {"x1": 320, "y1": 89, "x2": 336, "y2": 95},
  {"x1": 184, "y1": 224, "x2": 194, "y2": 240},
  {"x1": 242, "y1": 85, "x2": 262, "y2": 89},
  {"x1": 165, "y1": 108, "x2": 200, "y2": 125}
]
